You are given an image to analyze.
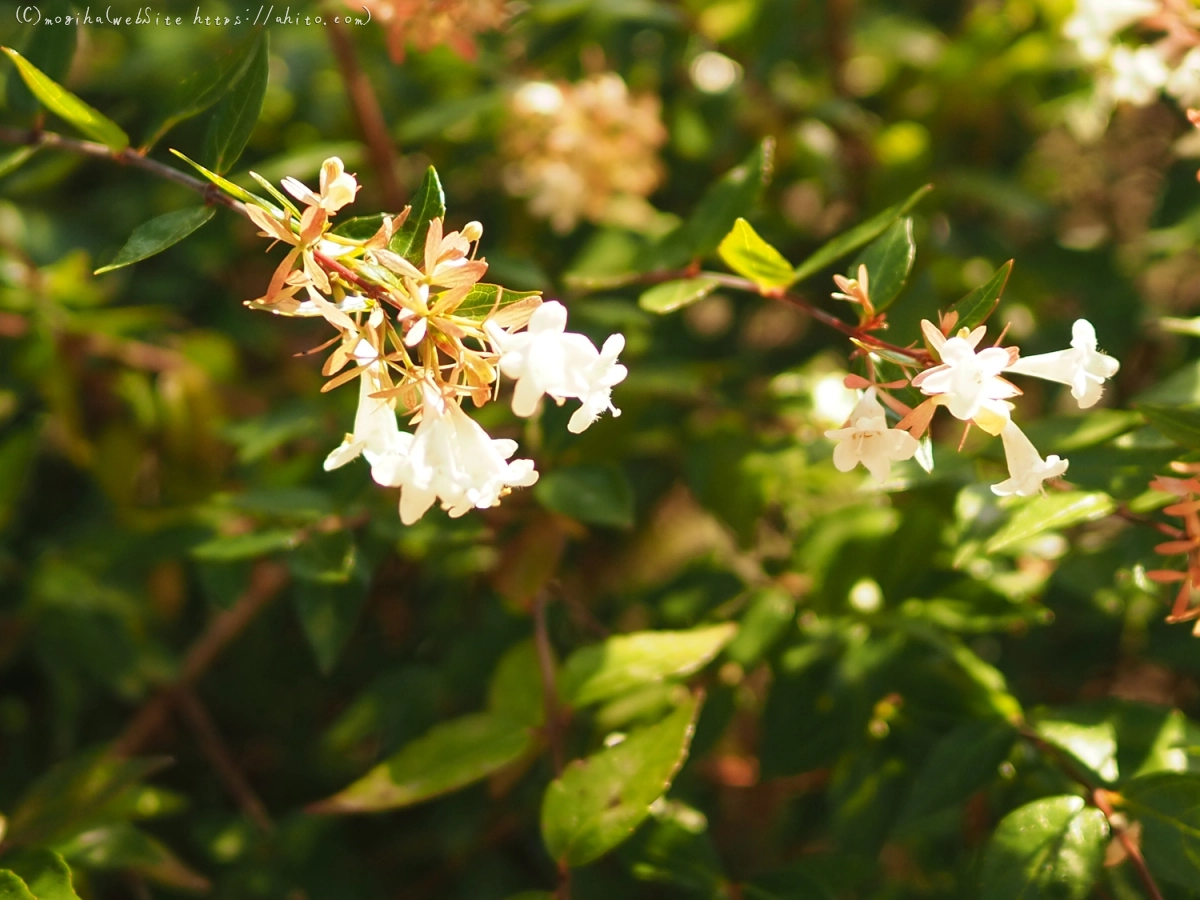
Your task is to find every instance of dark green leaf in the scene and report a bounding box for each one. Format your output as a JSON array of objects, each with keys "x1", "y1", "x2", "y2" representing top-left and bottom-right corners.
[
  {"x1": 202, "y1": 31, "x2": 269, "y2": 174},
  {"x1": 851, "y1": 217, "x2": 915, "y2": 312},
  {"x1": 985, "y1": 492, "x2": 1115, "y2": 554},
  {"x1": 6, "y1": 0, "x2": 76, "y2": 117},
  {"x1": 945, "y1": 260, "x2": 1012, "y2": 332},
  {"x1": 0, "y1": 872, "x2": 36, "y2": 900},
  {"x1": 488, "y1": 640, "x2": 545, "y2": 728},
  {"x1": 898, "y1": 719, "x2": 1016, "y2": 823},
  {"x1": 190, "y1": 529, "x2": 298, "y2": 561},
  {"x1": 293, "y1": 577, "x2": 371, "y2": 675},
  {"x1": 310, "y1": 713, "x2": 534, "y2": 813},
  {"x1": 55, "y1": 822, "x2": 210, "y2": 892},
  {"x1": 1123, "y1": 772, "x2": 1200, "y2": 889},
  {"x1": 620, "y1": 799, "x2": 727, "y2": 892},
  {"x1": 94, "y1": 207, "x2": 216, "y2": 275},
  {"x1": 1138, "y1": 404, "x2": 1200, "y2": 450},
  {"x1": 980, "y1": 796, "x2": 1108, "y2": 900},
  {"x1": 792, "y1": 185, "x2": 931, "y2": 284},
  {"x1": 559, "y1": 624, "x2": 737, "y2": 707},
  {"x1": 332, "y1": 213, "x2": 390, "y2": 241},
  {"x1": 718, "y1": 218, "x2": 795, "y2": 290},
  {"x1": 4, "y1": 850, "x2": 80, "y2": 900},
  {"x1": 724, "y1": 588, "x2": 795, "y2": 667},
  {"x1": 390, "y1": 166, "x2": 446, "y2": 264},
  {"x1": 452, "y1": 283, "x2": 542, "y2": 321},
  {"x1": 541, "y1": 693, "x2": 702, "y2": 866},
  {"x1": 2, "y1": 47, "x2": 128, "y2": 151},
  {"x1": 638, "y1": 277, "x2": 720, "y2": 314},
  {"x1": 534, "y1": 463, "x2": 635, "y2": 528}
]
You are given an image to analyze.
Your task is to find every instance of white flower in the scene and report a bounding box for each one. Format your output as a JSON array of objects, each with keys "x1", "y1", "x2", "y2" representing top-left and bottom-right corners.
[
  {"x1": 485, "y1": 301, "x2": 628, "y2": 434},
  {"x1": 913, "y1": 321, "x2": 1019, "y2": 425},
  {"x1": 1109, "y1": 45, "x2": 1170, "y2": 106},
  {"x1": 1064, "y1": 0, "x2": 1158, "y2": 62},
  {"x1": 282, "y1": 157, "x2": 360, "y2": 213},
  {"x1": 323, "y1": 340, "x2": 408, "y2": 471},
  {"x1": 371, "y1": 386, "x2": 539, "y2": 525},
  {"x1": 824, "y1": 389, "x2": 919, "y2": 483},
  {"x1": 1167, "y1": 47, "x2": 1200, "y2": 107},
  {"x1": 991, "y1": 420, "x2": 1070, "y2": 497},
  {"x1": 1006, "y1": 319, "x2": 1119, "y2": 409}
]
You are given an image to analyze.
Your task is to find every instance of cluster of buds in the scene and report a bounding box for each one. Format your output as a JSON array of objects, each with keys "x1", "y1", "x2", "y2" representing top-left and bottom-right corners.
[
  {"x1": 823, "y1": 277, "x2": 1120, "y2": 494},
  {"x1": 503, "y1": 73, "x2": 667, "y2": 233},
  {"x1": 244, "y1": 157, "x2": 627, "y2": 524},
  {"x1": 1146, "y1": 466, "x2": 1200, "y2": 633},
  {"x1": 352, "y1": 0, "x2": 508, "y2": 63},
  {"x1": 1064, "y1": 0, "x2": 1200, "y2": 109}
]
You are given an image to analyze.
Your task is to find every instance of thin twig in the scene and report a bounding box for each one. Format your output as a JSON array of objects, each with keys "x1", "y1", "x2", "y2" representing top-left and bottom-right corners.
[
  {"x1": 175, "y1": 687, "x2": 274, "y2": 833},
  {"x1": 112, "y1": 561, "x2": 289, "y2": 756},
  {"x1": 323, "y1": 15, "x2": 405, "y2": 211}
]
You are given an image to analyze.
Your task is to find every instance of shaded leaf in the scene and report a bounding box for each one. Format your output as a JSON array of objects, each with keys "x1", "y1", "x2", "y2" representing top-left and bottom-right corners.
[
  {"x1": 946, "y1": 260, "x2": 1012, "y2": 331},
  {"x1": 852, "y1": 217, "x2": 915, "y2": 312},
  {"x1": 293, "y1": 577, "x2": 371, "y2": 674},
  {"x1": 55, "y1": 822, "x2": 210, "y2": 892},
  {"x1": 638, "y1": 277, "x2": 720, "y2": 314},
  {"x1": 390, "y1": 166, "x2": 446, "y2": 264},
  {"x1": 1, "y1": 48, "x2": 128, "y2": 151},
  {"x1": 190, "y1": 530, "x2": 298, "y2": 562},
  {"x1": 94, "y1": 207, "x2": 216, "y2": 275},
  {"x1": 202, "y1": 31, "x2": 269, "y2": 174},
  {"x1": 980, "y1": 796, "x2": 1108, "y2": 900},
  {"x1": 985, "y1": 492, "x2": 1115, "y2": 554},
  {"x1": 534, "y1": 464, "x2": 635, "y2": 529},
  {"x1": 541, "y1": 694, "x2": 702, "y2": 866},
  {"x1": 310, "y1": 713, "x2": 534, "y2": 813},
  {"x1": 620, "y1": 799, "x2": 727, "y2": 892},
  {"x1": 0, "y1": 145, "x2": 39, "y2": 179},
  {"x1": 792, "y1": 185, "x2": 931, "y2": 284},
  {"x1": 488, "y1": 639, "x2": 545, "y2": 728},
  {"x1": 560, "y1": 624, "x2": 737, "y2": 708},
  {"x1": 898, "y1": 719, "x2": 1016, "y2": 823},
  {"x1": 718, "y1": 218, "x2": 795, "y2": 290},
  {"x1": 1138, "y1": 404, "x2": 1200, "y2": 450},
  {"x1": 1122, "y1": 772, "x2": 1200, "y2": 889}
]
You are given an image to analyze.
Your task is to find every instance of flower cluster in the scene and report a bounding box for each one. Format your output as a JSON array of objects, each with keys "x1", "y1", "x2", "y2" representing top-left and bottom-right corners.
[
  {"x1": 502, "y1": 73, "x2": 667, "y2": 233},
  {"x1": 1064, "y1": 0, "x2": 1200, "y2": 110},
  {"x1": 352, "y1": 0, "x2": 507, "y2": 63},
  {"x1": 242, "y1": 157, "x2": 627, "y2": 523},
  {"x1": 825, "y1": 301, "x2": 1119, "y2": 496}
]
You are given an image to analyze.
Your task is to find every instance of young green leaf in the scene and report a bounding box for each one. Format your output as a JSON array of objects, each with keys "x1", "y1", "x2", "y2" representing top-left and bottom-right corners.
[
  {"x1": 985, "y1": 491, "x2": 1115, "y2": 554},
  {"x1": 560, "y1": 624, "x2": 737, "y2": 707},
  {"x1": 792, "y1": 184, "x2": 931, "y2": 284},
  {"x1": 980, "y1": 796, "x2": 1108, "y2": 900},
  {"x1": 452, "y1": 283, "x2": 542, "y2": 321},
  {"x1": 1, "y1": 47, "x2": 129, "y2": 151},
  {"x1": 94, "y1": 207, "x2": 216, "y2": 275},
  {"x1": 851, "y1": 217, "x2": 915, "y2": 312},
  {"x1": 1123, "y1": 772, "x2": 1200, "y2": 888},
  {"x1": 639, "y1": 277, "x2": 720, "y2": 314},
  {"x1": 308, "y1": 713, "x2": 535, "y2": 813},
  {"x1": 4, "y1": 850, "x2": 80, "y2": 900},
  {"x1": 534, "y1": 463, "x2": 635, "y2": 528},
  {"x1": 6, "y1": 0, "x2": 76, "y2": 117},
  {"x1": 0, "y1": 872, "x2": 37, "y2": 900},
  {"x1": 390, "y1": 166, "x2": 446, "y2": 264},
  {"x1": 1138, "y1": 404, "x2": 1200, "y2": 450},
  {"x1": 541, "y1": 694, "x2": 702, "y2": 867},
  {"x1": 170, "y1": 148, "x2": 276, "y2": 210},
  {"x1": 946, "y1": 260, "x2": 1013, "y2": 331},
  {"x1": 898, "y1": 719, "x2": 1016, "y2": 824},
  {"x1": 718, "y1": 218, "x2": 795, "y2": 290},
  {"x1": 202, "y1": 31, "x2": 269, "y2": 174}
]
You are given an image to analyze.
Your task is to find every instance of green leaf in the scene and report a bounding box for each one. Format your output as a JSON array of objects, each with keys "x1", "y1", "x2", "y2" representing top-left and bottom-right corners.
[
  {"x1": 534, "y1": 464, "x2": 635, "y2": 529},
  {"x1": 1123, "y1": 772, "x2": 1200, "y2": 888},
  {"x1": 452, "y1": 283, "x2": 542, "y2": 321},
  {"x1": 142, "y1": 30, "x2": 263, "y2": 150},
  {"x1": 638, "y1": 277, "x2": 720, "y2": 314},
  {"x1": 332, "y1": 213, "x2": 390, "y2": 241},
  {"x1": 309, "y1": 713, "x2": 534, "y2": 813},
  {"x1": 724, "y1": 588, "x2": 795, "y2": 667},
  {"x1": 488, "y1": 640, "x2": 546, "y2": 728},
  {"x1": 6, "y1": 0, "x2": 76, "y2": 117},
  {"x1": 980, "y1": 796, "x2": 1108, "y2": 900},
  {"x1": 791, "y1": 184, "x2": 931, "y2": 284},
  {"x1": 202, "y1": 31, "x2": 269, "y2": 174},
  {"x1": 718, "y1": 218, "x2": 795, "y2": 290},
  {"x1": 945, "y1": 260, "x2": 1012, "y2": 332},
  {"x1": 560, "y1": 624, "x2": 737, "y2": 708},
  {"x1": 0, "y1": 872, "x2": 37, "y2": 900},
  {"x1": 1138, "y1": 404, "x2": 1200, "y2": 450},
  {"x1": 1, "y1": 47, "x2": 129, "y2": 152},
  {"x1": 985, "y1": 492, "x2": 1114, "y2": 554},
  {"x1": 170, "y1": 148, "x2": 274, "y2": 210},
  {"x1": 190, "y1": 529, "x2": 298, "y2": 561},
  {"x1": 4, "y1": 850, "x2": 80, "y2": 900},
  {"x1": 55, "y1": 822, "x2": 210, "y2": 892},
  {"x1": 645, "y1": 139, "x2": 773, "y2": 270},
  {"x1": 619, "y1": 799, "x2": 727, "y2": 892},
  {"x1": 851, "y1": 217, "x2": 916, "y2": 312},
  {"x1": 390, "y1": 166, "x2": 446, "y2": 264},
  {"x1": 94, "y1": 207, "x2": 216, "y2": 275},
  {"x1": 293, "y1": 577, "x2": 371, "y2": 675},
  {"x1": 898, "y1": 720, "x2": 1016, "y2": 823},
  {"x1": 541, "y1": 694, "x2": 702, "y2": 867},
  {"x1": 1034, "y1": 717, "x2": 1119, "y2": 784},
  {"x1": 0, "y1": 145, "x2": 39, "y2": 179}
]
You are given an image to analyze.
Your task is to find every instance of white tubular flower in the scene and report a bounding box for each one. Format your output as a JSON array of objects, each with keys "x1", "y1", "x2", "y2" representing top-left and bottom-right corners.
[
  {"x1": 991, "y1": 420, "x2": 1070, "y2": 497},
  {"x1": 913, "y1": 322, "x2": 1019, "y2": 424},
  {"x1": 1006, "y1": 319, "x2": 1120, "y2": 409},
  {"x1": 324, "y1": 341, "x2": 409, "y2": 471},
  {"x1": 485, "y1": 301, "x2": 628, "y2": 433},
  {"x1": 1110, "y1": 45, "x2": 1170, "y2": 105},
  {"x1": 371, "y1": 386, "x2": 539, "y2": 525},
  {"x1": 282, "y1": 157, "x2": 360, "y2": 213},
  {"x1": 824, "y1": 389, "x2": 919, "y2": 483},
  {"x1": 1064, "y1": 0, "x2": 1158, "y2": 62}
]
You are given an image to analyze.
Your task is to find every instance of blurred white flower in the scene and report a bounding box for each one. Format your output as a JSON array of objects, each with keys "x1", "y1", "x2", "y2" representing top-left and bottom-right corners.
[
  {"x1": 1167, "y1": 47, "x2": 1200, "y2": 107},
  {"x1": 371, "y1": 385, "x2": 539, "y2": 525},
  {"x1": 1006, "y1": 318, "x2": 1120, "y2": 408},
  {"x1": 824, "y1": 389, "x2": 919, "y2": 483},
  {"x1": 1110, "y1": 45, "x2": 1170, "y2": 105},
  {"x1": 485, "y1": 301, "x2": 628, "y2": 433},
  {"x1": 1064, "y1": 0, "x2": 1158, "y2": 62},
  {"x1": 991, "y1": 420, "x2": 1070, "y2": 497},
  {"x1": 912, "y1": 321, "x2": 1019, "y2": 424}
]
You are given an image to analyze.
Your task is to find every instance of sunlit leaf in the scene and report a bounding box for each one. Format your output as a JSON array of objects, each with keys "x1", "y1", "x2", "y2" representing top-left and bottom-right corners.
[
  {"x1": 4, "y1": 849, "x2": 80, "y2": 900},
  {"x1": 985, "y1": 492, "x2": 1114, "y2": 554},
  {"x1": 718, "y1": 218, "x2": 795, "y2": 290},
  {"x1": 945, "y1": 260, "x2": 1012, "y2": 331},
  {"x1": 453, "y1": 283, "x2": 542, "y2": 321},
  {"x1": 638, "y1": 277, "x2": 720, "y2": 314},
  {"x1": 6, "y1": 0, "x2": 76, "y2": 117},
  {"x1": 390, "y1": 166, "x2": 446, "y2": 264},
  {"x1": 980, "y1": 796, "x2": 1107, "y2": 900},
  {"x1": 0, "y1": 872, "x2": 36, "y2": 900},
  {"x1": 1, "y1": 47, "x2": 128, "y2": 151}
]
